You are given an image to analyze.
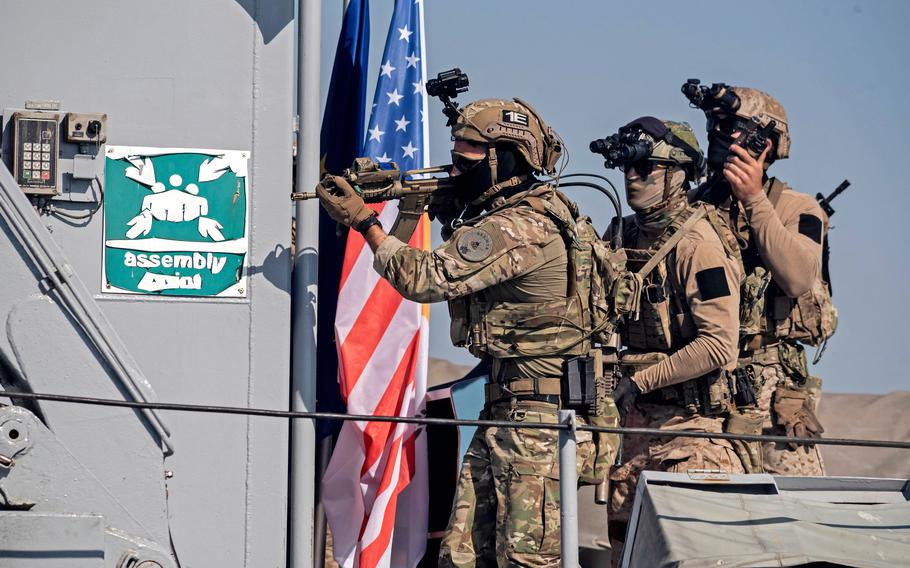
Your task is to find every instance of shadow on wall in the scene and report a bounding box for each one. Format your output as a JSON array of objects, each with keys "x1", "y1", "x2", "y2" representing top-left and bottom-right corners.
[
  {"x1": 247, "y1": 244, "x2": 292, "y2": 295},
  {"x1": 234, "y1": 0, "x2": 295, "y2": 44}
]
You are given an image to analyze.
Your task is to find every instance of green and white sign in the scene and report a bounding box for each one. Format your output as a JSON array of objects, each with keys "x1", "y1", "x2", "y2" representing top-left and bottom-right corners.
[{"x1": 102, "y1": 146, "x2": 250, "y2": 298}]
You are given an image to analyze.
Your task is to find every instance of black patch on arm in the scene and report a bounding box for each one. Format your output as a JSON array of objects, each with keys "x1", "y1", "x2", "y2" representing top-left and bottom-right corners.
[
  {"x1": 695, "y1": 267, "x2": 731, "y2": 301},
  {"x1": 798, "y1": 214, "x2": 823, "y2": 243}
]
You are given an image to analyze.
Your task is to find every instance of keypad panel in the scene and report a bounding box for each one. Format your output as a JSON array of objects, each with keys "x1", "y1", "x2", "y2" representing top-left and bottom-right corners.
[{"x1": 14, "y1": 114, "x2": 58, "y2": 192}]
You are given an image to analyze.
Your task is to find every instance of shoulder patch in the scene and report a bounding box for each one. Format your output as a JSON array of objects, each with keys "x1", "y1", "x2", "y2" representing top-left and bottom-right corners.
[
  {"x1": 695, "y1": 266, "x2": 731, "y2": 301},
  {"x1": 456, "y1": 227, "x2": 495, "y2": 262},
  {"x1": 798, "y1": 213, "x2": 823, "y2": 244}
]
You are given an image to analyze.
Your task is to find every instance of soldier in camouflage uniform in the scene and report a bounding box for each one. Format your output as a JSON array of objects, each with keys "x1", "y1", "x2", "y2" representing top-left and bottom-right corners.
[
  {"x1": 600, "y1": 118, "x2": 745, "y2": 543},
  {"x1": 688, "y1": 84, "x2": 835, "y2": 476},
  {"x1": 317, "y1": 98, "x2": 621, "y2": 567}
]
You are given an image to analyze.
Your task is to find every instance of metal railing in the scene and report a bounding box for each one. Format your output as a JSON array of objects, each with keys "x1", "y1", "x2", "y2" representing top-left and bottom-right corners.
[{"x1": 3, "y1": 389, "x2": 909, "y2": 567}]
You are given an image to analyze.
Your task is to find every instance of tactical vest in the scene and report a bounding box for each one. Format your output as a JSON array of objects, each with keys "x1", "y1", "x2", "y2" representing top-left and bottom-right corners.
[
  {"x1": 612, "y1": 204, "x2": 739, "y2": 416},
  {"x1": 733, "y1": 179, "x2": 838, "y2": 349},
  {"x1": 448, "y1": 186, "x2": 622, "y2": 360},
  {"x1": 614, "y1": 204, "x2": 735, "y2": 353}
]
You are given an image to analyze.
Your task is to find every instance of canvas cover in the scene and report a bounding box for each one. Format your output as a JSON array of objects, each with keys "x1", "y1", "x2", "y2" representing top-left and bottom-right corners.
[{"x1": 623, "y1": 472, "x2": 910, "y2": 567}]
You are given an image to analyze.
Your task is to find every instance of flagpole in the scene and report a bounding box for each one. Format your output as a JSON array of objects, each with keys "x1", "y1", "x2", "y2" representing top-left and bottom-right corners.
[{"x1": 291, "y1": 0, "x2": 321, "y2": 566}]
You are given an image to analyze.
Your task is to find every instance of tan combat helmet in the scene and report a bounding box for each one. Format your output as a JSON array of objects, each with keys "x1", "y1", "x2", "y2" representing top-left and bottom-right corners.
[
  {"x1": 727, "y1": 87, "x2": 790, "y2": 160},
  {"x1": 450, "y1": 98, "x2": 563, "y2": 175}
]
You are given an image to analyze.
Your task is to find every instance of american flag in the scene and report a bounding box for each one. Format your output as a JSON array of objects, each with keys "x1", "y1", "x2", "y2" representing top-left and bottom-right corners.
[{"x1": 321, "y1": 1, "x2": 430, "y2": 567}]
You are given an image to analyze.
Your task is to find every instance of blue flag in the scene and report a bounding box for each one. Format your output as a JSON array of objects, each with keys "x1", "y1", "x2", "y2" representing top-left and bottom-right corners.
[{"x1": 316, "y1": 0, "x2": 370, "y2": 438}]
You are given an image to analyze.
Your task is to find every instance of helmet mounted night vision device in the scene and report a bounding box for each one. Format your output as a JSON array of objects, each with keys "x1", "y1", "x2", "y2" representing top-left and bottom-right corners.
[
  {"x1": 590, "y1": 116, "x2": 705, "y2": 178},
  {"x1": 426, "y1": 68, "x2": 470, "y2": 126}
]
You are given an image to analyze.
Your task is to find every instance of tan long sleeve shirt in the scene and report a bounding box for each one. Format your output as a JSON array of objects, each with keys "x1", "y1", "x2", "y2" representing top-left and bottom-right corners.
[
  {"x1": 738, "y1": 178, "x2": 826, "y2": 297},
  {"x1": 608, "y1": 212, "x2": 742, "y2": 393}
]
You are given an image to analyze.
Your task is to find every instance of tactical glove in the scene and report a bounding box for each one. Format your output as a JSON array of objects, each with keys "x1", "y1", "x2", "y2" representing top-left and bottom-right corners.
[
  {"x1": 612, "y1": 375, "x2": 642, "y2": 420},
  {"x1": 772, "y1": 387, "x2": 824, "y2": 450},
  {"x1": 315, "y1": 175, "x2": 377, "y2": 231}
]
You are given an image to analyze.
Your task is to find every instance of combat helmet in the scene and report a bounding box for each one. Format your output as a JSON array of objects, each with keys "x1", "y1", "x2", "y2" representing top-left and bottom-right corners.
[
  {"x1": 620, "y1": 116, "x2": 706, "y2": 181},
  {"x1": 727, "y1": 87, "x2": 790, "y2": 160},
  {"x1": 683, "y1": 80, "x2": 790, "y2": 160},
  {"x1": 651, "y1": 120, "x2": 704, "y2": 179},
  {"x1": 451, "y1": 98, "x2": 563, "y2": 175}
]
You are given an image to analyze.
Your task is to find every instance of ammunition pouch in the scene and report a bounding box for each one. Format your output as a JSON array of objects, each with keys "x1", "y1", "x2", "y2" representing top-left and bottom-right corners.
[
  {"x1": 484, "y1": 377, "x2": 562, "y2": 405},
  {"x1": 448, "y1": 297, "x2": 470, "y2": 347},
  {"x1": 777, "y1": 342, "x2": 810, "y2": 384},
  {"x1": 612, "y1": 271, "x2": 643, "y2": 319},
  {"x1": 466, "y1": 296, "x2": 589, "y2": 359},
  {"x1": 616, "y1": 206, "x2": 708, "y2": 354},
  {"x1": 771, "y1": 278, "x2": 838, "y2": 347},
  {"x1": 620, "y1": 250, "x2": 695, "y2": 352},
  {"x1": 736, "y1": 179, "x2": 838, "y2": 350},
  {"x1": 739, "y1": 266, "x2": 771, "y2": 338},
  {"x1": 739, "y1": 341, "x2": 810, "y2": 386},
  {"x1": 724, "y1": 410, "x2": 765, "y2": 474},
  {"x1": 562, "y1": 349, "x2": 620, "y2": 417}
]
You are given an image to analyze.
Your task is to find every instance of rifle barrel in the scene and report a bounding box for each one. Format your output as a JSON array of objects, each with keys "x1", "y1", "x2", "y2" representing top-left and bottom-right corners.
[{"x1": 825, "y1": 179, "x2": 851, "y2": 202}]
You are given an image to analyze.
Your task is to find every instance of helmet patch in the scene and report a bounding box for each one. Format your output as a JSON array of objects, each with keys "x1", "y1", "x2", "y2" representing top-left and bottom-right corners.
[{"x1": 502, "y1": 110, "x2": 529, "y2": 126}]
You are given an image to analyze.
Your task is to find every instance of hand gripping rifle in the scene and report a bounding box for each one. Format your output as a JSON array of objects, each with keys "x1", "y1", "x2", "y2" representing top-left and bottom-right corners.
[
  {"x1": 292, "y1": 157, "x2": 454, "y2": 241},
  {"x1": 293, "y1": 68, "x2": 469, "y2": 240}
]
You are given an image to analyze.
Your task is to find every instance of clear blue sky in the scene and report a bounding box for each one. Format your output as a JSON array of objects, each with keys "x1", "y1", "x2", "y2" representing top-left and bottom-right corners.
[{"x1": 321, "y1": 0, "x2": 910, "y2": 394}]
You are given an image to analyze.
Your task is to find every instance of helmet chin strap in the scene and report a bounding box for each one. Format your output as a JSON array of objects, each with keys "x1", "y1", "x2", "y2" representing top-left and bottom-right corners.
[{"x1": 466, "y1": 143, "x2": 527, "y2": 207}]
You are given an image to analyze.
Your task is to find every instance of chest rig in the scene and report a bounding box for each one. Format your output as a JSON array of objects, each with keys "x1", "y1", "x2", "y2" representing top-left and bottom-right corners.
[
  {"x1": 616, "y1": 204, "x2": 734, "y2": 352},
  {"x1": 731, "y1": 178, "x2": 837, "y2": 354},
  {"x1": 448, "y1": 186, "x2": 619, "y2": 362},
  {"x1": 612, "y1": 204, "x2": 738, "y2": 416}
]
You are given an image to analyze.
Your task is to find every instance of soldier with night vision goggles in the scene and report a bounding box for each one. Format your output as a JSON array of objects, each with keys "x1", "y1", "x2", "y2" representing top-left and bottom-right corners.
[
  {"x1": 316, "y1": 70, "x2": 623, "y2": 567},
  {"x1": 591, "y1": 117, "x2": 746, "y2": 546},
  {"x1": 684, "y1": 80, "x2": 837, "y2": 477}
]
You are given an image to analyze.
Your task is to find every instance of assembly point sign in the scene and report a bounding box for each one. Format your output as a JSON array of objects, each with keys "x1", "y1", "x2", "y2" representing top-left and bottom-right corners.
[{"x1": 102, "y1": 146, "x2": 250, "y2": 298}]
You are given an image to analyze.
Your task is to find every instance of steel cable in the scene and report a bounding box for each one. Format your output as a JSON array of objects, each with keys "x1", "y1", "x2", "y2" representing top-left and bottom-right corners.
[{"x1": 3, "y1": 390, "x2": 909, "y2": 450}]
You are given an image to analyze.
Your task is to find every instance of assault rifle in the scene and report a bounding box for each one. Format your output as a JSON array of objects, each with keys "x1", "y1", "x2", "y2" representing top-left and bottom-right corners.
[
  {"x1": 816, "y1": 179, "x2": 851, "y2": 294},
  {"x1": 816, "y1": 179, "x2": 850, "y2": 218},
  {"x1": 292, "y1": 157, "x2": 454, "y2": 241}
]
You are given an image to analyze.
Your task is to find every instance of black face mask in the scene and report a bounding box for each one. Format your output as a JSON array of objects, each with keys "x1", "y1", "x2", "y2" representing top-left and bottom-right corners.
[
  {"x1": 706, "y1": 128, "x2": 736, "y2": 172},
  {"x1": 452, "y1": 145, "x2": 527, "y2": 205},
  {"x1": 452, "y1": 157, "x2": 495, "y2": 203}
]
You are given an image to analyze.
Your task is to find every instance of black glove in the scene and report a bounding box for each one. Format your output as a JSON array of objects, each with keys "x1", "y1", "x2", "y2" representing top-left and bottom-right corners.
[{"x1": 613, "y1": 375, "x2": 642, "y2": 420}]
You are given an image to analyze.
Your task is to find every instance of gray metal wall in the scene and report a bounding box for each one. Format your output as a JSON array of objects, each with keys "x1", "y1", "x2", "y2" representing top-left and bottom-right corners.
[{"x1": 0, "y1": 2, "x2": 296, "y2": 566}]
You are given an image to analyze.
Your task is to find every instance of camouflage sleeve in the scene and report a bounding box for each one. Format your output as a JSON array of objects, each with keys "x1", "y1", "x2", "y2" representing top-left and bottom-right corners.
[
  {"x1": 741, "y1": 188, "x2": 823, "y2": 297},
  {"x1": 372, "y1": 209, "x2": 558, "y2": 304},
  {"x1": 631, "y1": 224, "x2": 741, "y2": 393}
]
